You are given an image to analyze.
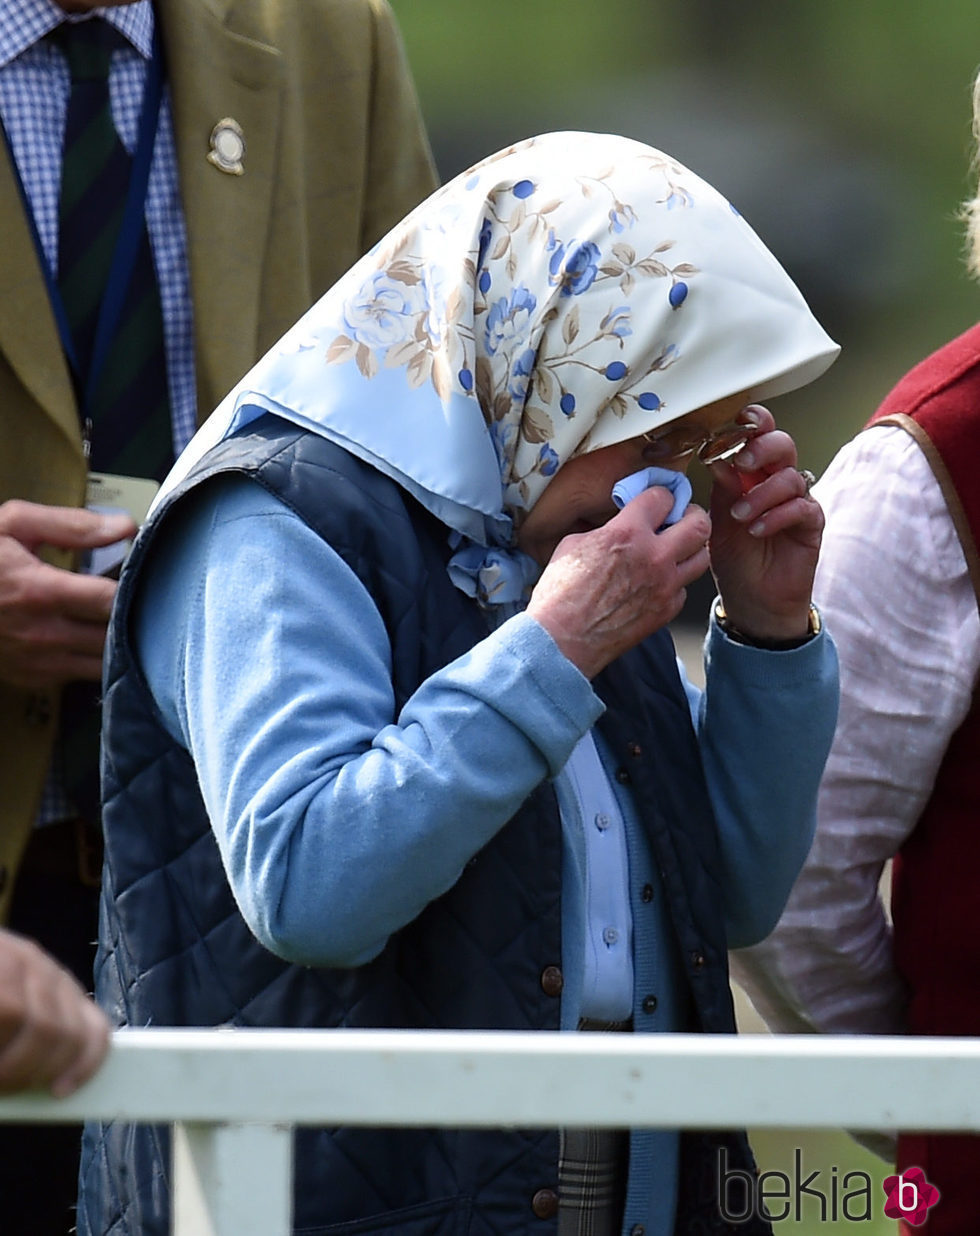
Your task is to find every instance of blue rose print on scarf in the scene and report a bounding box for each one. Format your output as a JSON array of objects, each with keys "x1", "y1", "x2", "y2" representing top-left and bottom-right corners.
[
  {"x1": 608, "y1": 202, "x2": 638, "y2": 233},
  {"x1": 490, "y1": 419, "x2": 519, "y2": 471},
  {"x1": 485, "y1": 287, "x2": 538, "y2": 356},
  {"x1": 343, "y1": 270, "x2": 426, "y2": 350},
  {"x1": 191, "y1": 131, "x2": 838, "y2": 617},
  {"x1": 509, "y1": 347, "x2": 537, "y2": 402},
  {"x1": 324, "y1": 142, "x2": 704, "y2": 510},
  {"x1": 664, "y1": 182, "x2": 694, "y2": 211},
  {"x1": 549, "y1": 240, "x2": 601, "y2": 296},
  {"x1": 537, "y1": 443, "x2": 559, "y2": 476},
  {"x1": 476, "y1": 217, "x2": 494, "y2": 294},
  {"x1": 600, "y1": 306, "x2": 632, "y2": 340}
]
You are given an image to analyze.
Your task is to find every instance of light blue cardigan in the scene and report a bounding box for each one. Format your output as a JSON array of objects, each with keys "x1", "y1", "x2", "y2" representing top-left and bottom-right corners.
[{"x1": 132, "y1": 474, "x2": 838, "y2": 1235}]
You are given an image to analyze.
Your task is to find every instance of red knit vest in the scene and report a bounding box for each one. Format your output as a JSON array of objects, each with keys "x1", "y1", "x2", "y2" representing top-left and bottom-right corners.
[{"x1": 868, "y1": 322, "x2": 980, "y2": 1232}]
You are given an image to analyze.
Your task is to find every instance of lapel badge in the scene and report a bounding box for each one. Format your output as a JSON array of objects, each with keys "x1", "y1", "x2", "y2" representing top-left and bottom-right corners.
[{"x1": 208, "y1": 118, "x2": 246, "y2": 175}]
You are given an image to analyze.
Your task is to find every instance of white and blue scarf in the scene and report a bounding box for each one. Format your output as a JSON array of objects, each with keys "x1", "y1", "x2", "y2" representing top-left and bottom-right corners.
[{"x1": 157, "y1": 131, "x2": 839, "y2": 603}]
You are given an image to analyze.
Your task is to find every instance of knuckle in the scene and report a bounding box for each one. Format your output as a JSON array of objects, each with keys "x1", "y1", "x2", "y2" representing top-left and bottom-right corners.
[
  {"x1": 596, "y1": 522, "x2": 635, "y2": 560},
  {"x1": 0, "y1": 498, "x2": 28, "y2": 519},
  {"x1": 0, "y1": 500, "x2": 29, "y2": 536},
  {"x1": 2, "y1": 568, "x2": 43, "y2": 612},
  {"x1": 692, "y1": 511, "x2": 712, "y2": 539}
]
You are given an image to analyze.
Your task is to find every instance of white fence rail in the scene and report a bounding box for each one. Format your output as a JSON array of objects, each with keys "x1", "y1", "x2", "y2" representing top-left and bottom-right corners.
[{"x1": 0, "y1": 1028, "x2": 977, "y2": 1234}]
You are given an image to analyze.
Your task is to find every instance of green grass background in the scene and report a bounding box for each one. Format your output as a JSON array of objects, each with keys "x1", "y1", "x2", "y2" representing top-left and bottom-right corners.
[{"x1": 746, "y1": 1128, "x2": 895, "y2": 1233}]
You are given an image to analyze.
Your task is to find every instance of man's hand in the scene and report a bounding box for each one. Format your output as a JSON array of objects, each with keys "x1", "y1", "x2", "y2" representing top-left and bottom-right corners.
[
  {"x1": 0, "y1": 500, "x2": 136, "y2": 689},
  {"x1": 526, "y1": 486, "x2": 712, "y2": 679},
  {"x1": 0, "y1": 929, "x2": 110, "y2": 1098}
]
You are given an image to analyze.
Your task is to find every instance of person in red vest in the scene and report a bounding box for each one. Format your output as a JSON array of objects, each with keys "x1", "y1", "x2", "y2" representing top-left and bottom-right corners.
[{"x1": 732, "y1": 66, "x2": 980, "y2": 1236}]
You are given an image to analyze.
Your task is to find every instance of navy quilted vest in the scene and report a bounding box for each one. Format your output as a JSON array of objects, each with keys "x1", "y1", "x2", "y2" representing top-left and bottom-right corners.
[{"x1": 77, "y1": 415, "x2": 765, "y2": 1236}]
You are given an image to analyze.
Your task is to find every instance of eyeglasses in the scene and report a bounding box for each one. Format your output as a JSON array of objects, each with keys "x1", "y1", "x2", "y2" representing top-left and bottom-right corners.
[{"x1": 641, "y1": 418, "x2": 761, "y2": 466}]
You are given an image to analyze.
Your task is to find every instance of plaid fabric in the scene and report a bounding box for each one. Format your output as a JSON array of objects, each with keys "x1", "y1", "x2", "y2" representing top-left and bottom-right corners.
[
  {"x1": 559, "y1": 1127, "x2": 630, "y2": 1236},
  {"x1": 558, "y1": 1019, "x2": 632, "y2": 1236},
  {"x1": 0, "y1": 0, "x2": 196, "y2": 824}
]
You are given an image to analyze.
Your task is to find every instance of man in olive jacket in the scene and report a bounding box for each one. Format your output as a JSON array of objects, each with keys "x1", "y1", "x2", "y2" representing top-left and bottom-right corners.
[{"x1": 0, "y1": 0, "x2": 435, "y2": 1226}]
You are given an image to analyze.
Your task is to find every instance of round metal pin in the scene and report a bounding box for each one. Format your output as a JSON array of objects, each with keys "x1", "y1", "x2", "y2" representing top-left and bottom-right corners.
[{"x1": 208, "y1": 118, "x2": 245, "y2": 175}]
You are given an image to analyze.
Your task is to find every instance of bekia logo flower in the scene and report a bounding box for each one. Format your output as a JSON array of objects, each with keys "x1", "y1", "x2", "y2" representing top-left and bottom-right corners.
[{"x1": 882, "y1": 1167, "x2": 940, "y2": 1225}]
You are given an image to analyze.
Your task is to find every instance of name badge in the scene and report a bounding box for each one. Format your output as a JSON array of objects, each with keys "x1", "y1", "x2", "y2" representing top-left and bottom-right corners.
[{"x1": 84, "y1": 472, "x2": 161, "y2": 577}]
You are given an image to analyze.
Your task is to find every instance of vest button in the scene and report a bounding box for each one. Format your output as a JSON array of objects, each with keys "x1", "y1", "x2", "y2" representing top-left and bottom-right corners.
[
  {"x1": 615, "y1": 767, "x2": 631, "y2": 785},
  {"x1": 631, "y1": 1226, "x2": 646, "y2": 1236},
  {"x1": 627, "y1": 742, "x2": 643, "y2": 758},
  {"x1": 540, "y1": 965, "x2": 564, "y2": 997},
  {"x1": 531, "y1": 1188, "x2": 560, "y2": 1219},
  {"x1": 642, "y1": 994, "x2": 658, "y2": 1014},
  {"x1": 691, "y1": 950, "x2": 706, "y2": 970},
  {"x1": 641, "y1": 883, "x2": 654, "y2": 903}
]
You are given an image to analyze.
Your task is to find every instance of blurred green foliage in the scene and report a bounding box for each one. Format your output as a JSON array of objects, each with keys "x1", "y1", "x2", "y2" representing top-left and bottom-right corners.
[{"x1": 747, "y1": 1129, "x2": 895, "y2": 1234}]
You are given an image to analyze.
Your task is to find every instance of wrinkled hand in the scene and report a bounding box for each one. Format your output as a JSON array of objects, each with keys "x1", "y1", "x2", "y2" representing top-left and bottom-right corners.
[
  {"x1": 0, "y1": 930, "x2": 110, "y2": 1098},
  {"x1": 0, "y1": 500, "x2": 136, "y2": 689},
  {"x1": 526, "y1": 486, "x2": 712, "y2": 679},
  {"x1": 706, "y1": 405, "x2": 822, "y2": 641}
]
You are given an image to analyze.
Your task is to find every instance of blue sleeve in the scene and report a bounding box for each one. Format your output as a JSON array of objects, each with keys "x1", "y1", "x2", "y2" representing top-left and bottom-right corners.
[
  {"x1": 679, "y1": 616, "x2": 839, "y2": 949},
  {"x1": 132, "y1": 476, "x2": 603, "y2": 968}
]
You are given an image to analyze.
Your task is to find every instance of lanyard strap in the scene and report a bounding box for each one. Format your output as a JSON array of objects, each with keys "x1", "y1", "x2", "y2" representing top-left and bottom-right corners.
[{"x1": 0, "y1": 22, "x2": 165, "y2": 419}]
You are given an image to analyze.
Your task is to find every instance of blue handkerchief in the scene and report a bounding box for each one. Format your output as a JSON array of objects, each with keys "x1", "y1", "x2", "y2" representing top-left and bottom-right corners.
[{"x1": 611, "y1": 467, "x2": 693, "y2": 528}]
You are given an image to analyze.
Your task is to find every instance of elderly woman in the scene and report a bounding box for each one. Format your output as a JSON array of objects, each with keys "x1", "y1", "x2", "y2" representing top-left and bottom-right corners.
[{"x1": 79, "y1": 133, "x2": 839, "y2": 1236}]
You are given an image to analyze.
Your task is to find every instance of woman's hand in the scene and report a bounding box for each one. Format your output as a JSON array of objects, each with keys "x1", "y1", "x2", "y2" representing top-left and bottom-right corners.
[
  {"x1": 526, "y1": 485, "x2": 712, "y2": 678},
  {"x1": 706, "y1": 404, "x2": 822, "y2": 641}
]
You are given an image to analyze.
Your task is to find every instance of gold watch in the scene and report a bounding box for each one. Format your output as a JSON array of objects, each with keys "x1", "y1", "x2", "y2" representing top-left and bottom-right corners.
[{"x1": 713, "y1": 600, "x2": 821, "y2": 650}]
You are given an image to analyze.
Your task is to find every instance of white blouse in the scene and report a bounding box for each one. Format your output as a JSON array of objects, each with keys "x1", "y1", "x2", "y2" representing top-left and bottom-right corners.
[{"x1": 732, "y1": 423, "x2": 980, "y2": 1036}]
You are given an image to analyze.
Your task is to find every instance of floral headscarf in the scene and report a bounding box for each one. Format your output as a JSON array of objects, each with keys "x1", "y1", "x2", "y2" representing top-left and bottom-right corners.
[{"x1": 160, "y1": 132, "x2": 838, "y2": 599}]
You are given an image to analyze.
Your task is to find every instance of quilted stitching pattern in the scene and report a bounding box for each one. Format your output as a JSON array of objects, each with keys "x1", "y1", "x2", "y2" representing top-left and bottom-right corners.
[
  {"x1": 79, "y1": 421, "x2": 563, "y2": 1235},
  {"x1": 78, "y1": 419, "x2": 764, "y2": 1235}
]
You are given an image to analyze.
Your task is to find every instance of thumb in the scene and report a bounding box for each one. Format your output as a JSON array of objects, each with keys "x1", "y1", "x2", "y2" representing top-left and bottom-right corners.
[{"x1": 612, "y1": 483, "x2": 679, "y2": 533}]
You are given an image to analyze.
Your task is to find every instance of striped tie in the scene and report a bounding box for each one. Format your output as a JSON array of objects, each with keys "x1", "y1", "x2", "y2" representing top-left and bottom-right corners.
[
  {"x1": 54, "y1": 18, "x2": 174, "y2": 482},
  {"x1": 54, "y1": 19, "x2": 173, "y2": 823}
]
